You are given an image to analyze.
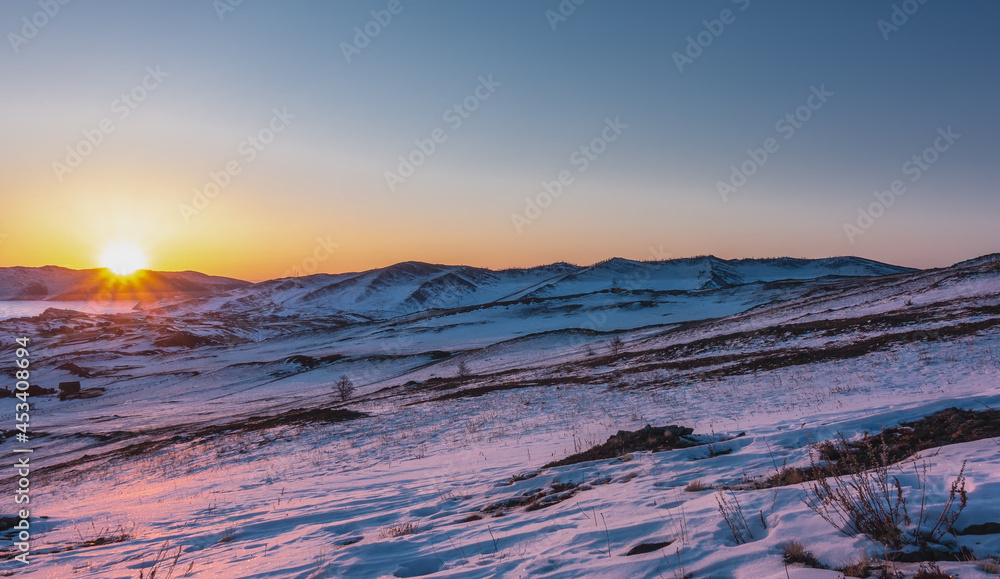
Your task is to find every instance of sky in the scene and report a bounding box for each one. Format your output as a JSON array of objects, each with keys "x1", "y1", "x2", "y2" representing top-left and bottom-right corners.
[{"x1": 1, "y1": 0, "x2": 998, "y2": 281}]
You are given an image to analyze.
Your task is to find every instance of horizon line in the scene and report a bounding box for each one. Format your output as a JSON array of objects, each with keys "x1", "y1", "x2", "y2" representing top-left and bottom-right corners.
[{"x1": 0, "y1": 251, "x2": 955, "y2": 283}]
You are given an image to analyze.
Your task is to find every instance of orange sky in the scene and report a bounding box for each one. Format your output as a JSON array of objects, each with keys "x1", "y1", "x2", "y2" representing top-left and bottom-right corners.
[
  {"x1": 3, "y1": 3, "x2": 998, "y2": 281},
  {"x1": 1, "y1": 152, "x2": 994, "y2": 281}
]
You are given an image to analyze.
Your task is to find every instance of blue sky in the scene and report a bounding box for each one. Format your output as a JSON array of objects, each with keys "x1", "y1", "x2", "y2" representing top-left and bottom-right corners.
[{"x1": 1, "y1": 0, "x2": 998, "y2": 278}]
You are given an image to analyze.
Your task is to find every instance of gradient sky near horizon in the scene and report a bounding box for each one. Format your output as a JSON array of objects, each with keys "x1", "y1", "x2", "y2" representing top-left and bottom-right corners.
[{"x1": 1, "y1": 0, "x2": 998, "y2": 281}]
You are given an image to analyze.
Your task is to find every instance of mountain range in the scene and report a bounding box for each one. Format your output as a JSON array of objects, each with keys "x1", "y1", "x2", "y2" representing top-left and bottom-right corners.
[
  {"x1": 0, "y1": 255, "x2": 915, "y2": 318},
  {"x1": 2, "y1": 253, "x2": 1000, "y2": 578},
  {"x1": 0, "y1": 265, "x2": 248, "y2": 302}
]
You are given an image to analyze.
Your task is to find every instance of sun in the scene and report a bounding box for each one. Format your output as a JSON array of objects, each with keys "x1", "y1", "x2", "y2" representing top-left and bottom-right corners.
[{"x1": 100, "y1": 243, "x2": 148, "y2": 276}]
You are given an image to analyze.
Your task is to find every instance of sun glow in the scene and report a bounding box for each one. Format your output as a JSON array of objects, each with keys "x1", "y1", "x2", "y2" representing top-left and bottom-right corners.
[{"x1": 100, "y1": 243, "x2": 148, "y2": 275}]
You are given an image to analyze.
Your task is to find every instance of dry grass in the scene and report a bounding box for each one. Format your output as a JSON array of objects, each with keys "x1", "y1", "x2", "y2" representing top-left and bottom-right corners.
[
  {"x1": 378, "y1": 522, "x2": 418, "y2": 540},
  {"x1": 684, "y1": 479, "x2": 710, "y2": 492},
  {"x1": 761, "y1": 466, "x2": 807, "y2": 487},
  {"x1": 218, "y1": 527, "x2": 237, "y2": 544},
  {"x1": 977, "y1": 557, "x2": 999, "y2": 574},
  {"x1": 778, "y1": 540, "x2": 824, "y2": 568},
  {"x1": 73, "y1": 522, "x2": 134, "y2": 549},
  {"x1": 838, "y1": 548, "x2": 871, "y2": 578},
  {"x1": 913, "y1": 562, "x2": 951, "y2": 579},
  {"x1": 136, "y1": 541, "x2": 194, "y2": 578}
]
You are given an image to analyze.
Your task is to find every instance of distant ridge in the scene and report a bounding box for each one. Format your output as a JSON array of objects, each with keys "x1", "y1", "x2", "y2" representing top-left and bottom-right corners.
[
  {"x1": 0, "y1": 266, "x2": 249, "y2": 301},
  {"x1": 0, "y1": 257, "x2": 921, "y2": 305},
  {"x1": 129, "y1": 254, "x2": 917, "y2": 318}
]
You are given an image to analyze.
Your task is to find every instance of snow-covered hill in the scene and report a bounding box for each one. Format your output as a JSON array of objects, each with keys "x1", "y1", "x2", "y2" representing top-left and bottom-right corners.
[
  {"x1": 0, "y1": 266, "x2": 249, "y2": 301},
  {"x1": 1, "y1": 254, "x2": 998, "y2": 578},
  {"x1": 148, "y1": 255, "x2": 914, "y2": 319}
]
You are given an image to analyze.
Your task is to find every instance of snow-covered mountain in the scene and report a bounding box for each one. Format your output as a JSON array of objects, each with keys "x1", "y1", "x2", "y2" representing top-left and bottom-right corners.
[
  {"x1": 4, "y1": 254, "x2": 999, "y2": 579},
  {"x1": 0, "y1": 266, "x2": 249, "y2": 301},
  {"x1": 0, "y1": 256, "x2": 911, "y2": 316},
  {"x1": 150, "y1": 255, "x2": 914, "y2": 319}
]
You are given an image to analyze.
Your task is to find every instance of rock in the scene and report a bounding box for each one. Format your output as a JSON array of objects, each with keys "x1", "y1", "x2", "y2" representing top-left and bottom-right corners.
[
  {"x1": 58, "y1": 381, "x2": 82, "y2": 395},
  {"x1": 626, "y1": 541, "x2": 673, "y2": 556},
  {"x1": 956, "y1": 521, "x2": 1000, "y2": 535},
  {"x1": 544, "y1": 424, "x2": 698, "y2": 468},
  {"x1": 27, "y1": 384, "x2": 56, "y2": 396},
  {"x1": 0, "y1": 516, "x2": 19, "y2": 533},
  {"x1": 60, "y1": 388, "x2": 105, "y2": 401}
]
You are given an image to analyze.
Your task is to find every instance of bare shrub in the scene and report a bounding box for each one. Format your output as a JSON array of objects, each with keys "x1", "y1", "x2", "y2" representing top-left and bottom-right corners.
[
  {"x1": 804, "y1": 433, "x2": 969, "y2": 551},
  {"x1": 457, "y1": 360, "x2": 470, "y2": 377},
  {"x1": 716, "y1": 490, "x2": 752, "y2": 545},
  {"x1": 661, "y1": 505, "x2": 690, "y2": 579},
  {"x1": 335, "y1": 375, "x2": 355, "y2": 402},
  {"x1": 914, "y1": 460, "x2": 968, "y2": 545},
  {"x1": 608, "y1": 336, "x2": 624, "y2": 356},
  {"x1": 804, "y1": 433, "x2": 910, "y2": 549}
]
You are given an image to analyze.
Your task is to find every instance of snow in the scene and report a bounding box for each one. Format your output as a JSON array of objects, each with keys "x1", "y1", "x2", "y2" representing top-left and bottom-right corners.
[
  {"x1": 140, "y1": 255, "x2": 914, "y2": 320},
  {"x1": 0, "y1": 254, "x2": 998, "y2": 578},
  {"x1": 0, "y1": 267, "x2": 247, "y2": 303}
]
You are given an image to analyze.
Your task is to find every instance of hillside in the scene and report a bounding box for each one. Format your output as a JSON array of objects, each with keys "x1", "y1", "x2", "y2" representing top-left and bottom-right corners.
[
  {"x1": 147, "y1": 255, "x2": 914, "y2": 319},
  {"x1": 0, "y1": 255, "x2": 998, "y2": 578},
  {"x1": 0, "y1": 266, "x2": 249, "y2": 301}
]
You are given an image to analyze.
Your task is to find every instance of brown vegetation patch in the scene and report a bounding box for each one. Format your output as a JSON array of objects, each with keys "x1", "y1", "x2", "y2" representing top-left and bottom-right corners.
[
  {"x1": 482, "y1": 481, "x2": 582, "y2": 516},
  {"x1": 544, "y1": 424, "x2": 696, "y2": 468},
  {"x1": 153, "y1": 331, "x2": 220, "y2": 349},
  {"x1": 763, "y1": 407, "x2": 1000, "y2": 488},
  {"x1": 198, "y1": 407, "x2": 367, "y2": 437},
  {"x1": 956, "y1": 521, "x2": 1000, "y2": 535}
]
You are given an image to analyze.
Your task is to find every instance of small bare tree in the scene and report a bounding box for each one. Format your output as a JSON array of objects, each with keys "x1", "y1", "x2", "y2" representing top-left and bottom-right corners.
[
  {"x1": 457, "y1": 360, "x2": 470, "y2": 377},
  {"x1": 609, "y1": 336, "x2": 624, "y2": 356},
  {"x1": 335, "y1": 375, "x2": 355, "y2": 402}
]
